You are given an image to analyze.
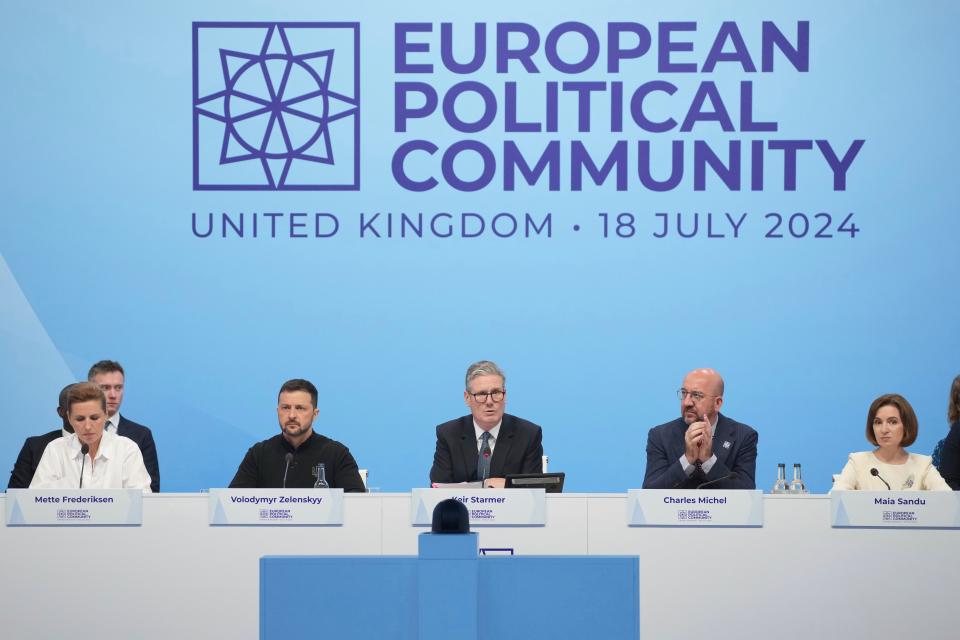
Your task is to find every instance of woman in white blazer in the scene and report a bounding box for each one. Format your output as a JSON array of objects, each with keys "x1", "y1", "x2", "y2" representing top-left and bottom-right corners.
[{"x1": 832, "y1": 393, "x2": 950, "y2": 492}]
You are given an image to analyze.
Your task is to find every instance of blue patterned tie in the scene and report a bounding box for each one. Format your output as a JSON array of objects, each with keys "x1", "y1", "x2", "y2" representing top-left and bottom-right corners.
[{"x1": 477, "y1": 431, "x2": 492, "y2": 482}]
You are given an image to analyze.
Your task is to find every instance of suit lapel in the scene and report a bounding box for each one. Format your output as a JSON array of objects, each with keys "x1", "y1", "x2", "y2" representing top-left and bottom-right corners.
[
  {"x1": 115, "y1": 415, "x2": 127, "y2": 437},
  {"x1": 458, "y1": 418, "x2": 479, "y2": 481},
  {"x1": 489, "y1": 415, "x2": 514, "y2": 478},
  {"x1": 672, "y1": 420, "x2": 689, "y2": 462},
  {"x1": 713, "y1": 414, "x2": 736, "y2": 466}
]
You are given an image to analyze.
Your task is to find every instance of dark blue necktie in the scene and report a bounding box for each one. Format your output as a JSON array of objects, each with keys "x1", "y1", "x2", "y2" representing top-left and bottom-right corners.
[{"x1": 477, "y1": 432, "x2": 492, "y2": 482}]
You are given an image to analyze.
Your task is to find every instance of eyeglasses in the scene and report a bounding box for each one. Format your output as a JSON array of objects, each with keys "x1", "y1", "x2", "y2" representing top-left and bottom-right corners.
[
  {"x1": 470, "y1": 390, "x2": 505, "y2": 403},
  {"x1": 677, "y1": 389, "x2": 715, "y2": 402}
]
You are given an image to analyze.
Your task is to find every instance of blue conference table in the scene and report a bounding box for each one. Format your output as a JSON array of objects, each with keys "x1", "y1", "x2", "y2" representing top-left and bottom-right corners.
[{"x1": 261, "y1": 532, "x2": 640, "y2": 640}]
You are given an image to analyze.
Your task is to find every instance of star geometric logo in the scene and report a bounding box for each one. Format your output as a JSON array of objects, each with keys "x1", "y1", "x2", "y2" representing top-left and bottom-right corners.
[{"x1": 192, "y1": 22, "x2": 360, "y2": 190}]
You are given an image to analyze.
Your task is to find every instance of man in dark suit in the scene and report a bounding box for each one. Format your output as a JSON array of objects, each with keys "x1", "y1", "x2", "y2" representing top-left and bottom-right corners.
[
  {"x1": 7, "y1": 384, "x2": 76, "y2": 489},
  {"x1": 89, "y1": 360, "x2": 160, "y2": 493},
  {"x1": 430, "y1": 360, "x2": 544, "y2": 487},
  {"x1": 643, "y1": 368, "x2": 758, "y2": 490}
]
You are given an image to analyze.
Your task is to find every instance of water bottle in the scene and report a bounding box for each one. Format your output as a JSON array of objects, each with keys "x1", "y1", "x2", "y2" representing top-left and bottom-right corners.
[
  {"x1": 771, "y1": 463, "x2": 788, "y2": 494},
  {"x1": 312, "y1": 463, "x2": 329, "y2": 489},
  {"x1": 789, "y1": 463, "x2": 807, "y2": 494}
]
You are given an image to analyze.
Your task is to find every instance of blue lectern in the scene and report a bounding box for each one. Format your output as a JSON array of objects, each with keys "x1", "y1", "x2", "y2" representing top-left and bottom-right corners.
[{"x1": 260, "y1": 532, "x2": 639, "y2": 639}]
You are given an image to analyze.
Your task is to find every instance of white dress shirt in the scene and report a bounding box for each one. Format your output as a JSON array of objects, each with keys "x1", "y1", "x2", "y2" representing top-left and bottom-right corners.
[
  {"x1": 104, "y1": 412, "x2": 120, "y2": 435},
  {"x1": 29, "y1": 431, "x2": 152, "y2": 492}
]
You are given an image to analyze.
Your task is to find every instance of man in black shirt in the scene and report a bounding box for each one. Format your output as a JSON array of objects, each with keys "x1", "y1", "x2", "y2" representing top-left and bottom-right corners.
[{"x1": 229, "y1": 378, "x2": 366, "y2": 491}]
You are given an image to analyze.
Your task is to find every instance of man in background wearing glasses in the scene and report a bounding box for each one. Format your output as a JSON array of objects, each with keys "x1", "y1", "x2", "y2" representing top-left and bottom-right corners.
[
  {"x1": 430, "y1": 360, "x2": 544, "y2": 488},
  {"x1": 642, "y1": 368, "x2": 758, "y2": 489}
]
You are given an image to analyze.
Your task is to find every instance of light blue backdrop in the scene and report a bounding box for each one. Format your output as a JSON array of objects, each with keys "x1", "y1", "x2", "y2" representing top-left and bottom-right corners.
[{"x1": 2, "y1": 1, "x2": 958, "y2": 493}]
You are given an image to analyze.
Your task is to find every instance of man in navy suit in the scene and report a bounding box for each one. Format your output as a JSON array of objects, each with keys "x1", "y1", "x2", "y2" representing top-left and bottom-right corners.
[
  {"x1": 88, "y1": 360, "x2": 160, "y2": 493},
  {"x1": 643, "y1": 368, "x2": 757, "y2": 490},
  {"x1": 430, "y1": 360, "x2": 543, "y2": 488},
  {"x1": 7, "y1": 383, "x2": 76, "y2": 489}
]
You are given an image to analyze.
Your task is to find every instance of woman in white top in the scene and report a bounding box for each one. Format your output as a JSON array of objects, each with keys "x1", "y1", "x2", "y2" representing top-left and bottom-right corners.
[
  {"x1": 30, "y1": 382, "x2": 152, "y2": 491},
  {"x1": 832, "y1": 393, "x2": 950, "y2": 491}
]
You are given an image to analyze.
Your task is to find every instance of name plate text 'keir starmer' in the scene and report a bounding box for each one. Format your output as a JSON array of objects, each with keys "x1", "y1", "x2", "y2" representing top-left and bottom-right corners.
[
  {"x1": 831, "y1": 491, "x2": 960, "y2": 528},
  {"x1": 209, "y1": 489, "x2": 344, "y2": 525},
  {"x1": 5, "y1": 489, "x2": 143, "y2": 526},
  {"x1": 627, "y1": 490, "x2": 763, "y2": 526},
  {"x1": 411, "y1": 488, "x2": 546, "y2": 526}
]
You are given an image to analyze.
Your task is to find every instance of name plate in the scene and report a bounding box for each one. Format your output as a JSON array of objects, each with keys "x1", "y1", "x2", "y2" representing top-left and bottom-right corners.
[
  {"x1": 209, "y1": 489, "x2": 344, "y2": 525},
  {"x1": 411, "y1": 488, "x2": 546, "y2": 526},
  {"x1": 5, "y1": 489, "x2": 143, "y2": 526},
  {"x1": 831, "y1": 491, "x2": 960, "y2": 528},
  {"x1": 626, "y1": 489, "x2": 763, "y2": 526}
]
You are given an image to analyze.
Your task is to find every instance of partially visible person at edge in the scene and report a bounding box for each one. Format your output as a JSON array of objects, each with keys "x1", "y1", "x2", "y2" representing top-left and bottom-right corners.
[
  {"x1": 935, "y1": 376, "x2": 960, "y2": 490},
  {"x1": 8, "y1": 383, "x2": 77, "y2": 489}
]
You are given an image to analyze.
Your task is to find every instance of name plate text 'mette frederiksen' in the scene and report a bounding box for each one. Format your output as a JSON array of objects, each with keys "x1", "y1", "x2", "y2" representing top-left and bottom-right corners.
[{"x1": 5, "y1": 489, "x2": 143, "y2": 526}]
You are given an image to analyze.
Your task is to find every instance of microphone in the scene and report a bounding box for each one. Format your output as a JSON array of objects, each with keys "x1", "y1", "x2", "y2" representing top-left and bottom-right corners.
[
  {"x1": 282, "y1": 453, "x2": 294, "y2": 488},
  {"x1": 870, "y1": 468, "x2": 891, "y2": 490},
  {"x1": 480, "y1": 450, "x2": 491, "y2": 483},
  {"x1": 696, "y1": 472, "x2": 738, "y2": 490},
  {"x1": 79, "y1": 443, "x2": 90, "y2": 489}
]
